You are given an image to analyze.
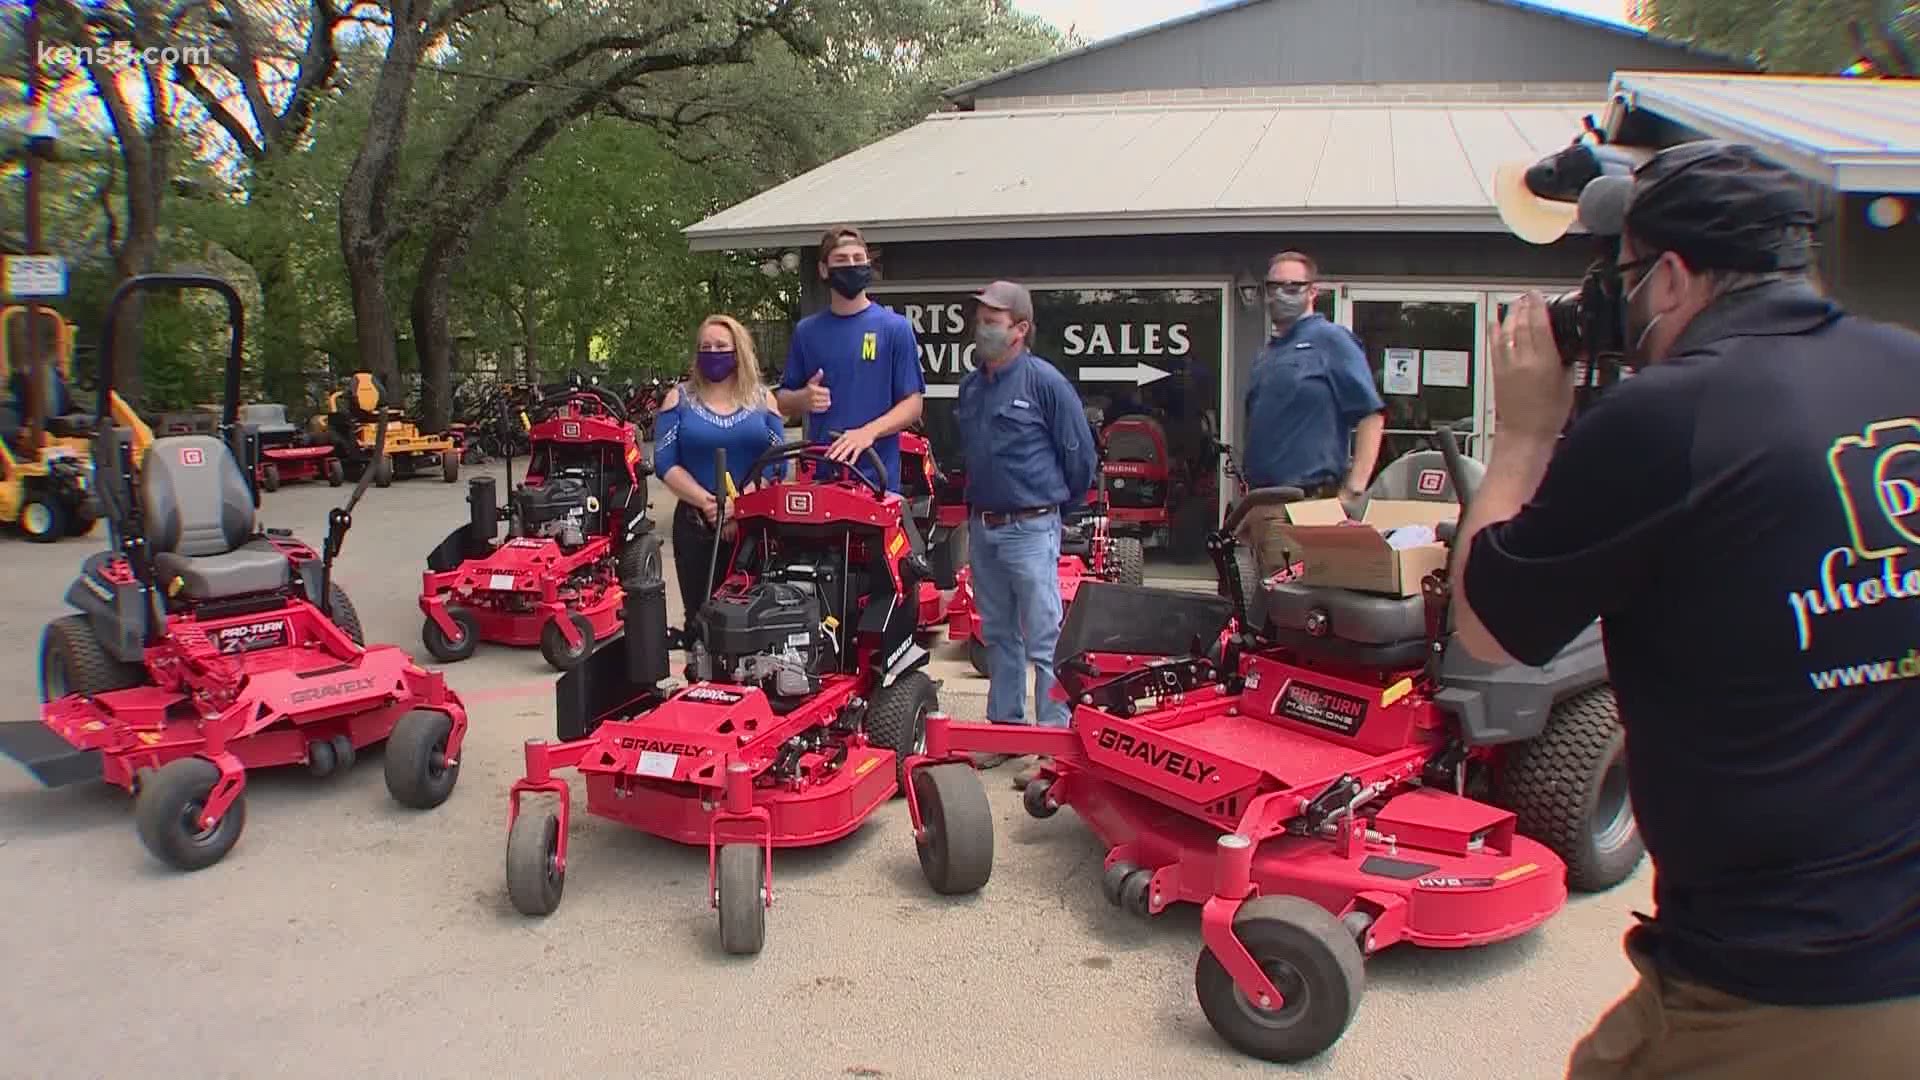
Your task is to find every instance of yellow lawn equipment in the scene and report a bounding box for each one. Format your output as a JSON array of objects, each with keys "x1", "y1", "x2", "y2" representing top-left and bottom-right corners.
[
  {"x1": 317, "y1": 370, "x2": 459, "y2": 487},
  {"x1": 0, "y1": 304, "x2": 152, "y2": 541}
]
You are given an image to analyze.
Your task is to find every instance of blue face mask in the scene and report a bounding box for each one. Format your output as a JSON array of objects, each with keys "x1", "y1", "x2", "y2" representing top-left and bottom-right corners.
[
  {"x1": 696, "y1": 349, "x2": 737, "y2": 382},
  {"x1": 827, "y1": 264, "x2": 874, "y2": 299}
]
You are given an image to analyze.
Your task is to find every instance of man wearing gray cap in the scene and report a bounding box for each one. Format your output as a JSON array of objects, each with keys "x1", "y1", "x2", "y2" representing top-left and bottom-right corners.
[
  {"x1": 1453, "y1": 140, "x2": 1920, "y2": 1077},
  {"x1": 954, "y1": 281, "x2": 1098, "y2": 786}
]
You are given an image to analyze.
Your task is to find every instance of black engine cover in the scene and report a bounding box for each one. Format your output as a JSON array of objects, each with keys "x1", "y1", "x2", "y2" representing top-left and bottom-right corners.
[
  {"x1": 699, "y1": 580, "x2": 822, "y2": 666},
  {"x1": 515, "y1": 473, "x2": 601, "y2": 539}
]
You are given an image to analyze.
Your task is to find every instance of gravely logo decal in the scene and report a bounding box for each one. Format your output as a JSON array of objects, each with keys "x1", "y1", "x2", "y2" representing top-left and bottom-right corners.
[
  {"x1": 289, "y1": 676, "x2": 377, "y2": 705},
  {"x1": 682, "y1": 686, "x2": 744, "y2": 705},
  {"x1": 1095, "y1": 727, "x2": 1218, "y2": 784},
  {"x1": 616, "y1": 736, "x2": 705, "y2": 756}
]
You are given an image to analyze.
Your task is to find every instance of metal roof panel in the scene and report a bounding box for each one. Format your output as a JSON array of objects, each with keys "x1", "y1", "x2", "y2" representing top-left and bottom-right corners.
[
  {"x1": 687, "y1": 101, "x2": 1608, "y2": 247},
  {"x1": 1610, "y1": 73, "x2": 1920, "y2": 192}
]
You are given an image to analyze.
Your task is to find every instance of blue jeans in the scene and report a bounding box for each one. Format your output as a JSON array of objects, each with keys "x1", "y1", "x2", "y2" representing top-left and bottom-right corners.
[{"x1": 968, "y1": 513, "x2": 1069, "y2": 728}]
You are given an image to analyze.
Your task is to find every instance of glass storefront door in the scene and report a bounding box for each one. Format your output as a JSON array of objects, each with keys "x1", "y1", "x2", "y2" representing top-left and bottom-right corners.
[{"x1": 1345, "y1": 290, "x2": 1485, "y2": 474}]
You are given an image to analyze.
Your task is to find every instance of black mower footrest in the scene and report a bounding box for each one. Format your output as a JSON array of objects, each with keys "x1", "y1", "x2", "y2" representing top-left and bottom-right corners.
[{"x1": 0, "y1": 722, "x2": 105, "y2": 788}]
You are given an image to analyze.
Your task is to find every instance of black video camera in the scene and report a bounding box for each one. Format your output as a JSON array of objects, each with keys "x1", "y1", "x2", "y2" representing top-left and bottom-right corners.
[{"x1": 1496, "y1": 136, "x2": 1651, "y2": 368}]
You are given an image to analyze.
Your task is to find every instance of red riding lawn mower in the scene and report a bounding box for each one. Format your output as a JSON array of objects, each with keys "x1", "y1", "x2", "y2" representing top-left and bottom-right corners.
[
  {"x1": 900, "y1": 427, "x2": 1639, "y2": 1063},
  {"x1": 420, "y1": 374, "x2": 659, "y2": 672},
  {"x1": 1099, "y1": 413, "x2": 1182, "y2": 550},
  {"x1": 237, "y1": 402, "x2": 343, "y2": 492},
  {"x1": 945, "y1": 472, "x2": 1146, "y2": 675},
  {"x1": 504, "y1": 443, "x2": 941, "y2": 956},
  {"x1": 0, "y1": 274, "x2": 469, "y2": 871}
]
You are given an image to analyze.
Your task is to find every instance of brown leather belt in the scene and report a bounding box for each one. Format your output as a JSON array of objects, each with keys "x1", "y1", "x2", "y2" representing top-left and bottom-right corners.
[{"x1": 978, "y1": 506, "x2": 1054, "y2": 528}]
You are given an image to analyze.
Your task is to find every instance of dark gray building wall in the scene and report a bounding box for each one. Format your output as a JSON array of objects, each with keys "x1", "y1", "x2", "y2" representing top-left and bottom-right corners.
[
  {"x1": 959, "y1": 0, "x2": 1740, "y2": 102},
  {"x1": 801, "y1": 229, "x2": 1596, "y2": 431},
  {"x1": 1830, "y1": 194, "x2": 1919, "y2": 332}
]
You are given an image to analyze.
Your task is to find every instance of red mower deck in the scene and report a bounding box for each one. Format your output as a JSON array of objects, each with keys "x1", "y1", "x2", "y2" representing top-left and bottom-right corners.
[{"x1": 502, "y1": 442, "x2": 941, "y2": 956}]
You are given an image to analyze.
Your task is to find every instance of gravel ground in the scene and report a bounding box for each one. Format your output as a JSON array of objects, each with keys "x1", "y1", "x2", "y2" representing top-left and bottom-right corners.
[{"x1": 0, "y1": 459, "x2": 1646, "y2": 1079}]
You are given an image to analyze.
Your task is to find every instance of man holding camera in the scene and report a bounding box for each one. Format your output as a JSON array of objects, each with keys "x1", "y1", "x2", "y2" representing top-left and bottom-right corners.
[{"x1": 1453, "y1": 140, "x2": 1920, "y2": 1078}]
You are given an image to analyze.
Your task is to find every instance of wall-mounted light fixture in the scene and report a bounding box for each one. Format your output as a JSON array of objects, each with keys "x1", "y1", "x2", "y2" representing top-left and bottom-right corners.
[{"x1": 1233, "y1": 269, "x2": 1261, "y2": 308}]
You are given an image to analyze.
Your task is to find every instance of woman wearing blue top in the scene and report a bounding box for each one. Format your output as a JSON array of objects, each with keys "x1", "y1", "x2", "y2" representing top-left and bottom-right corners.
[{"x1": 652, "y1": 315, "x2": 788, "y2": 621}]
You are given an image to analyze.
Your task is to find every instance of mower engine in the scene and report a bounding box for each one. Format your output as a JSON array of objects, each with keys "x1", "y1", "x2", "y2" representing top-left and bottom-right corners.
[
  {"x1": 514, "y1": 469, "x2": 601, "y2": 548},
  {"x1": 689, "y1": 563, "x2": 842, "y2": 704}
]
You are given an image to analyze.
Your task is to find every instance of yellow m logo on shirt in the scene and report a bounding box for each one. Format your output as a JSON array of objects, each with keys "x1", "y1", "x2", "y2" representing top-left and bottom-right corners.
[{"x1": 861, "y1": 332, "x2": 877, "y2": 361}]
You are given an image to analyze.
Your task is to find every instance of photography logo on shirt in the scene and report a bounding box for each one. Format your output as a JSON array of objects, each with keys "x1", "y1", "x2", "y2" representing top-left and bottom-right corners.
[{"x1": 1784, "y1": 417, "x2": 1920, "y2": 653}]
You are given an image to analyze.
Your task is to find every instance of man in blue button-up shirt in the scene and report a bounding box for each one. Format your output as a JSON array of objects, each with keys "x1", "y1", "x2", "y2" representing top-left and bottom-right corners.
[
  {"x1": 955, "y1": 282, "x2": 1097, "y2": 781},
  {"x1": 1244, "y1": 251, "x2": 1385, "y2": 503}
]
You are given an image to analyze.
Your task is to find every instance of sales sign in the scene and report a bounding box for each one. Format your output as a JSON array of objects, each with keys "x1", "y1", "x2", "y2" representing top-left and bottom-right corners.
[{"x1": 867, "y1": 286, "x2": 1224, "y2": 469}]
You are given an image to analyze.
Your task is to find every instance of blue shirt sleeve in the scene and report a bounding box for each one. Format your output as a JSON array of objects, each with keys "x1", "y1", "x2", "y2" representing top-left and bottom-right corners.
[
  {"x1": 652, "y1": 397, "x2": 683, "y2": 479},
  {"x1": 1326, "y1": 329, "x2": 1384, "y2": 425},
  {"x1": 1049, "y1": 372, "x2": 1098, "y2": 505},
  {"x1": 781, "y1": 326, "x2": 809, "y2": 391},
  {"x1": 890, "y1": 315, "x2": 926, "y2": 402},
  {"x1": 759, "y1": 408, "x2": 789, "y2": 482}
]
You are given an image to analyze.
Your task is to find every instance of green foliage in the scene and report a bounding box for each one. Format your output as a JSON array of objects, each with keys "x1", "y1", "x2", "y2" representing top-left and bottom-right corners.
[{"x1": 1643, "y1": 0, "x2": 1918, "y2": 73}]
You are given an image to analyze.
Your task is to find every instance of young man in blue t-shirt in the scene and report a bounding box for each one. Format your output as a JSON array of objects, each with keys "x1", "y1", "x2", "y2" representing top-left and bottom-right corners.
[{"x1": 777, "y1": 225, "x2": 926, "y2": 492}]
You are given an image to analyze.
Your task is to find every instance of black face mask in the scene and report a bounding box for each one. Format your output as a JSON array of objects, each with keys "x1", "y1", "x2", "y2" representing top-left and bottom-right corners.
[{"x1": 827, "y1": 264, "x2": 874, "y2": 299}]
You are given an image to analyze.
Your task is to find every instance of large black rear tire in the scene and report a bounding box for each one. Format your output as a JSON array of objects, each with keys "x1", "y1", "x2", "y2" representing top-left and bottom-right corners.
[
  {"x1": 864, "y1": 669, "x2": 936, "y2": 794},
  {"x1": 40, "y1": 615, "x2": 144, "y2": 701},
  {"x1": 1109, "y1": 536, "x2": 1145, "y2": 586},
  {"x1": 324, "y1": 584, "x2": 364, "y2": 646},
  {"x1": 1497, "y1": 686, "x2": 1643, "y2": 893}
]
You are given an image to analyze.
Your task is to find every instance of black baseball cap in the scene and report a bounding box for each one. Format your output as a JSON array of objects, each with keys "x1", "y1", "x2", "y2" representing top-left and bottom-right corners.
[{"x1": 1624, "y1": 140, "x2": 1820, "y2": 272}]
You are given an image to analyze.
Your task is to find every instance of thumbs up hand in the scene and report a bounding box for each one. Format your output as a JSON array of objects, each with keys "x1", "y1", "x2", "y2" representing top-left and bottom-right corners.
[{"x1": 803, "y1": 368, "x2": 832, "y2": 413}]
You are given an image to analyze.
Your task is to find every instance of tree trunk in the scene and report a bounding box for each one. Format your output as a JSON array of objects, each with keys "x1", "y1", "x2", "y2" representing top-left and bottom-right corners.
[
  {"x1": 408, "y1": 234, "x2": 460, "y2": 431},
  {"x1": 519, "y1": 286, "x2": 539, "y2": 384},
  {"x1": 336, "y1": 13, "x2": 427, "y2": 388}
]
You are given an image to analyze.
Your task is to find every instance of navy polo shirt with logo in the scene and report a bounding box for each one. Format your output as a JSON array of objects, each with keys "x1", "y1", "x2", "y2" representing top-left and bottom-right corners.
[
  {"x1": 1243, "y1": 313, "x2": 1385, "y2": 490},
  {"x1": 1464, "y1": 281, "x2": 1920, "y2": 1006}
]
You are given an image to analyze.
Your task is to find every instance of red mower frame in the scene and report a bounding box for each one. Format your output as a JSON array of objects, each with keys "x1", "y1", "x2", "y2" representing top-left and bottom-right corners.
[
  {"x1": 0, "y1": 274, "x2": 469, "y2": 872},
  {"x1": 419, "y1": 376, "x2": 658, "y2": 671},
  {"x1": 504, "y1": 442, "x2": 941, "y2": 956},
  {"x1": 899, "y1": 428, "x2": 1634, "y2": 1063}
]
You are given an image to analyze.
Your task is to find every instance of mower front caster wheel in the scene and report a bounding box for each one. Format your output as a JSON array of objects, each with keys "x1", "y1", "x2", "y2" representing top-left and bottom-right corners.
[
  {"x1": 384, "y1": 710, "x2": 459, "y2": 809},
  {"x1": 1022, "y1": 776, "x2": 1058, "y2": 819},
  {"x1": 912, "y1": 762, "x2": 994, "y2": 895},
  {"x1": 506, "y1": 808, "x2": 565, "y2": 916},
  {"x1": 134, "y1": 758, "x2": 245, "y2": 871},
  {"x1": 421, "y1": 607, "x2": 481, "y2": 663},
  {"x1": 716, "y1": 844, "x2": 766, "y2": 956},
  {"x1": 540, "y1": 612, "x2": 595, "y2": 671},
  {"x1": 1195, "y1": 896, "x2": 1366, "y2": 1064},
  {"x1": 325, "y1": 459, "x2": 345, "y2": 486}
]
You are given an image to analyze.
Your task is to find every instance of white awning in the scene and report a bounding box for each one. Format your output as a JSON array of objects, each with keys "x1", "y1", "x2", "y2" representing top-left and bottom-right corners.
[{"x1": 685, "y1": 101, "x2": 1597, "y2": 250}]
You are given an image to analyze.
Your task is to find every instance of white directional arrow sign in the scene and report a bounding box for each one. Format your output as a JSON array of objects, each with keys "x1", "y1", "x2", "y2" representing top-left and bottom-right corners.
[
  {"x1": 1079, "y1": 362, "x2": 1172, "y2": 386},
  {"x1": 923, "y1": 384, "x2": 960, "y2": 399}
]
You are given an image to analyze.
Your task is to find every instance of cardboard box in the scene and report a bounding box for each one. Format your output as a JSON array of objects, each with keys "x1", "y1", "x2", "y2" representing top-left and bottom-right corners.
[{"x1": 1238, "y1": 498, "x2": 1458, "y2": 597}]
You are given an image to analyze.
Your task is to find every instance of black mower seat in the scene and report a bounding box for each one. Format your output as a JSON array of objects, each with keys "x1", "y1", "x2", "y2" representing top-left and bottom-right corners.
[
  {"x1": 157, "y1": 541, "x2": 291, "y2": 600},
  {"x1": 140, "y1": 434, "x2": 291, "y2": 601},
  {"x1": 1261, "y1": 583, "x2": 1429, "y2": 668}
]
